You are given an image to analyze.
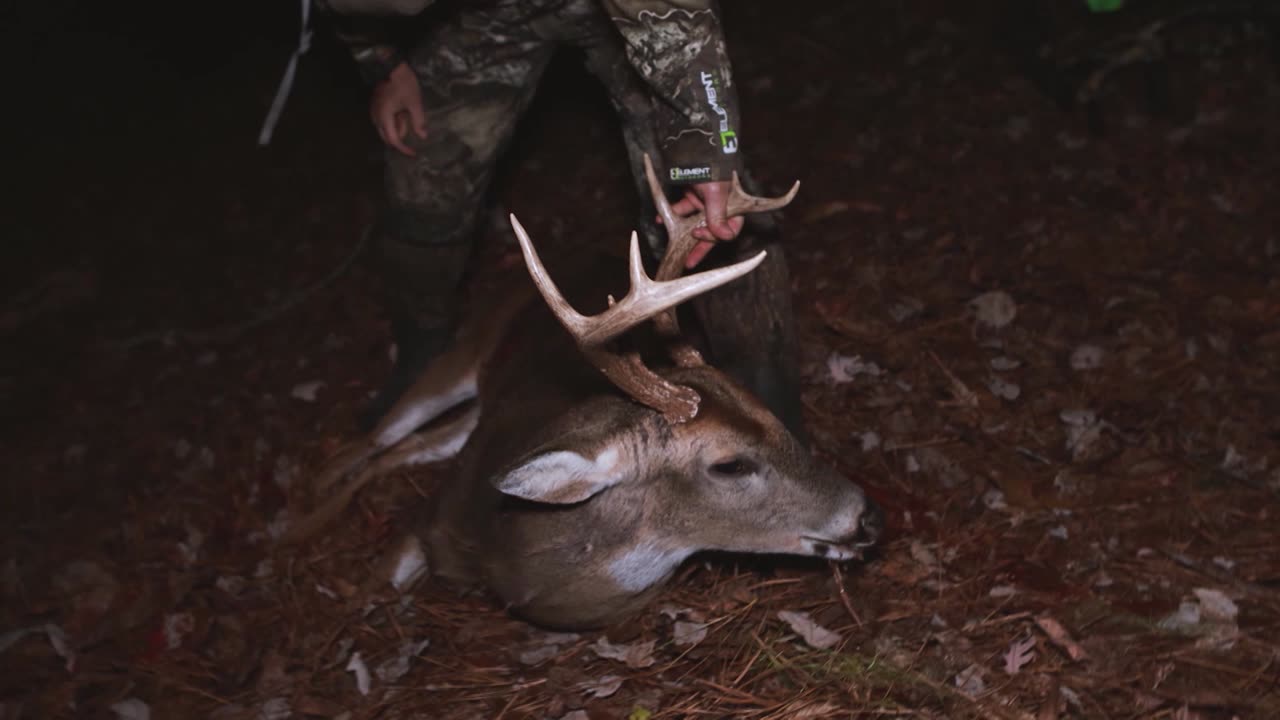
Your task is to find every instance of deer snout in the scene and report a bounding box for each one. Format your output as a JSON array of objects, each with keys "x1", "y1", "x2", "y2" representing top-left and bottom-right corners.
[{"x1": 802, "y1": 495, "x2": 884, "y2": 562}]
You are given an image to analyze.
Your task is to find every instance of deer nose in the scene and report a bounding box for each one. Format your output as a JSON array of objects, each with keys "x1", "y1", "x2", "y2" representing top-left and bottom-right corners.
[{"x1": 856, "y1": 501, "x2": 884, "y2": 547}]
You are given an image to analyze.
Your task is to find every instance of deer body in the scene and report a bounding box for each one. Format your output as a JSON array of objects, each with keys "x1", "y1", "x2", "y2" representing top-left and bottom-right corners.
[{"x1": 288, "y1": 159, "x2": 882, "y2": 630}]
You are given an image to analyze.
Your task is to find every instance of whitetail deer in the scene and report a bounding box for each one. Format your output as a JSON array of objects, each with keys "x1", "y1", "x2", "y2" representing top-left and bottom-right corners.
[{"x1": 282, "y1": 156, "x2": 882, "y2": 629}]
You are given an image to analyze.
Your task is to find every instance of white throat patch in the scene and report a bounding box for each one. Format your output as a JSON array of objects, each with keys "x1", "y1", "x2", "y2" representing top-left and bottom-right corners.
[{"x1": 606, "y1": 540, "x2": 692, "y2": 592}]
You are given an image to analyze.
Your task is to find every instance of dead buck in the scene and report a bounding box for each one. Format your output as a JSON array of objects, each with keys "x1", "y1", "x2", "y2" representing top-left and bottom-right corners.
[{"x1": 283, "y1": 156, "x2": 882, "y2": 630}]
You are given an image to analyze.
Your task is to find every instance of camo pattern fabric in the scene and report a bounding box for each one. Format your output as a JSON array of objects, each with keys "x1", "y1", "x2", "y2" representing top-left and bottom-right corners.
[
  {"x1": 321, "y1": 0, "x2": 747, "y2": 331},
  {"x1": 324, "y1": 0, "x2": 743, "y2": 182},
  {"x1": 600, "y1": 0, "x2": 743, "y2": 182}
]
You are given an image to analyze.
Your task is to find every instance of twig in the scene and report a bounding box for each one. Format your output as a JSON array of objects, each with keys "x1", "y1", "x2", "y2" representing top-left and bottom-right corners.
[
  {"x1": 829, "y1": 561, "x2": 865, "y2": 628},
  {"x1": 928, "y1": 350, "x2": 979, "y2": 407},
  {"x1": 882, "y1": 435, "x2": 960, "y2": 452}
]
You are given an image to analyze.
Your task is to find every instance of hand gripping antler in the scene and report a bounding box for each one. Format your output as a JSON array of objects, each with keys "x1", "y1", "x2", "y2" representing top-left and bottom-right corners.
[
  {"x1": 641, "y1": 154, "x2": 800, "y2": 356},
  {"x1": 510, "y1": 215, "x2": 766, "y2": 422}
]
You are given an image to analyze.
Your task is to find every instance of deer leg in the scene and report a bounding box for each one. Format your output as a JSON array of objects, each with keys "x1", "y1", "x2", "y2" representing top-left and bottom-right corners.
[{"x1": 281, "y1": 403, "x2": 481, "y2": 547}]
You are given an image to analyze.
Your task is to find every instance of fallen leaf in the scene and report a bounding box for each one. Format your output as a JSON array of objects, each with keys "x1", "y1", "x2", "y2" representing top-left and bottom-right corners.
[
  {"x1": 989, "y1": 585, "x2": 1017, "y2": 598},
  {"x1": 982, "y1": 488, "x2": 1008, "y2": 511},
  {"x1": 518, "y1": 644, "x2": 562, "y2": 666},
  {"x1": 1069, "y1": 345, "x2": 1105, "y2": 370},
  {"x1": 388, "y1": 540, "x2": 429, "y2": 591},
  {"x1": 673, "y1": 620, "x2": 708, "y2": 647},
  {"x1": 258, "y1": 698, "x2": 291, "y2": 720},
  {"x1": 989, "y1": 356, "x2": 1021, "y2": 371},
  {"x1": 909, "y1": 540, "x2": 940, "y2": 569},
  {"x1": 954, "y1": 663, "x2": 985, "y2": 696},
  {"x1": 658, "y1": 605, "x2": 705, "y2": 622},
  {"x1": 346, "y1": 651, "x2": 371, "y2": 695},
  {"x1": 579, "y1": 674, "x2": 623, "y2": 699},
  {"x1": 44, "y1": 624, "x2": 76, "y2": 672},
  {"x1": 291, "y1": 381, "x2": 324, "y2": 402},
  {"x1": 887, "y1": 297, "x2": 924, "y2": 323},
  {"x1": 987, "y1": 376, "x2": 1021, "y2": 401},
  {"x1": 214, "y1": 575, "x2": 246, "y2": 596},
  {"x1": 518, "y1": 631, "x2": 579, "y2": 665},
  {"x1": 375, "y1": 639, "x2": 430, "y2": 683},
  {"x1": 110, "y1": 698, "x2": 151, "y2": 720},
  {"x1": 1035, "y1": 616, "x2": 1088, "y2": 661},
  {"x1": 969, "y1": 291, "x2": 1017, "y2": 329},
  {"x1": 592, "y1": 637, "x2": 656, "y2": 668},
  {"x1": 827, "y1": 353, "x2": 884, "y2": 383},
  {"x1": 163, "y1": 612, "x2": 195, "y2": 650},
  {"x1": 777, "y1": 610, "x2": 841, "y2": 650},
  {"x1": 1158, "y1": 601, "x2": 1201, "y2": 632},
  {"x1": 1003, "y1": 635, "x2": 1036, "y2": 675}
]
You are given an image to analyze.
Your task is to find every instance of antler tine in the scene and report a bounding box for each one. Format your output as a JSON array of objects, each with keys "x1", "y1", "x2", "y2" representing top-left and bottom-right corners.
[
  {"x1": 510, "y1": 214, "x2": 591, "y2": 339},
  {"x1": 727, "y1": 171, "x2": 800, "y2": 217},
  {"x1": 643, "y1": 154, "x2": 703, "y2": 283},
  {"x1": 511, "y1": 214, "x2": 766, "y2": 347}
]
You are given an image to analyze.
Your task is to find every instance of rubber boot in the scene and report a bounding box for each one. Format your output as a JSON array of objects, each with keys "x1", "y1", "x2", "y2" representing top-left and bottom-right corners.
[
  {"x1": 358, "y1": 315, "x2": 457, "y2": 432},
  {"x1": 358, "y1": 210, "x2": 471, "y2": 431}
]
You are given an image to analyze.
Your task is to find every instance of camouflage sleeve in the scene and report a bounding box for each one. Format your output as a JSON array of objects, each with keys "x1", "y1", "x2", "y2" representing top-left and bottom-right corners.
[
  {"x1": 316, "y1": 0, "x2": 405, "y2": 86},
  {"x1": 601, "y1": 0, "x2": 744, "y2": 184}
]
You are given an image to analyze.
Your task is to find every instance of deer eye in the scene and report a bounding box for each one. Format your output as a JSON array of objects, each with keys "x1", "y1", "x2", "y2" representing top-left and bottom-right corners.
[{"x1": 709, "y1": 458, "x2": 756, "y2": 477}]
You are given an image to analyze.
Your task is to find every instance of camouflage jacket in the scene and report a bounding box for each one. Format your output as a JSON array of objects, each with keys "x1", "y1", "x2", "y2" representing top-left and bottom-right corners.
[{"x1": 320, "y1": 0, "x2": 743, "y2": 182}]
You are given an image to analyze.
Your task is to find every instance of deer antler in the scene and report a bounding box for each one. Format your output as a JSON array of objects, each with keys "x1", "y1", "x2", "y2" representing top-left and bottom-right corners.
[
  {"x1": 641, "y1": 154, "x2": 799, "y2": 354},
  {"x1": 510, "y1": 214, "x2": 765, "y2": 422}
]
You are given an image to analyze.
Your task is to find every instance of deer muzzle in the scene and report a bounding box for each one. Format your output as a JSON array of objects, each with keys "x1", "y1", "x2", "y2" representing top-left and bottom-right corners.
[{"x1": 800, "y1": 498, "x2": 884, "y2": 561}]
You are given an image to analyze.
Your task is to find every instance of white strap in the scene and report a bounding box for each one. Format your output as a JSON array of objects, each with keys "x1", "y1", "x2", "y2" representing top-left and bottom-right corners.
[{"x1": 258, "y1": 0, "x2": 313, "y2": 146}]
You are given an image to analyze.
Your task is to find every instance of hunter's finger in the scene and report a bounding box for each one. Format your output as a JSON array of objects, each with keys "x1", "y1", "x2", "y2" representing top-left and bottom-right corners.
[
  {"x1": 408, "y1": 100, "x2": 428, "y2": 139},
  {"x1": 671, "y1": 194, "x2": 704, "y2": 216},
  {"x1": 703, "y1": 196, "x2": 738, "y2": 241},
  {"x1": 386, "y1": 113, "x2": 416, "y2": 157},
  {"x1": 684, "y1": 240, "x2": 714, "y2": 269}
]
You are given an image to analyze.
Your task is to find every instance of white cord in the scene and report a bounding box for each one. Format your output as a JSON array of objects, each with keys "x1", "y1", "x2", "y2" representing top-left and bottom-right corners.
[{"x1": 257, "y1": 0, "x2": 313, "y2": 146}]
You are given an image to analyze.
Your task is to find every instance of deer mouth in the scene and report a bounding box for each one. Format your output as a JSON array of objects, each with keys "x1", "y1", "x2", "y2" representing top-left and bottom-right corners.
[{"x1": 801, "y1": 535, "x2": 876, "y2": 562}]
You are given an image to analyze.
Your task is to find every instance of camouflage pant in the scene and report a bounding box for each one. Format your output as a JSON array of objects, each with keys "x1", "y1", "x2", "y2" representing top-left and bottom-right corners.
[{"x1": 375, "y1": 0, "x2": 806, "y2": 433}]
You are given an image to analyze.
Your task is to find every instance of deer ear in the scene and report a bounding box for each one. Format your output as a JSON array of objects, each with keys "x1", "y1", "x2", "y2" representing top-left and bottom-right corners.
[{"x1": 492, "y1": 444, "x2": 631, "y2": 504}]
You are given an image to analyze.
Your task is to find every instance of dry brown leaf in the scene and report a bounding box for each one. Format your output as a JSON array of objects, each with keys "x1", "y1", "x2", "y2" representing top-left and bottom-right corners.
[
  {"x1": 592, "y1": 637, "x2": 656, "y2": 668},
  {"x1": 1035, "y1": 616, "x2": 1087, "y2": 661},
  {"x1": 777, "y1": 610, "x2": 841, "y2": 650}
]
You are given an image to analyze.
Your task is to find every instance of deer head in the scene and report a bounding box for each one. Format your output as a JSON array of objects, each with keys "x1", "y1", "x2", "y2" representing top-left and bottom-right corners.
[{"x1": 432, "y1": 156, "x2": 883, "y2": 629}]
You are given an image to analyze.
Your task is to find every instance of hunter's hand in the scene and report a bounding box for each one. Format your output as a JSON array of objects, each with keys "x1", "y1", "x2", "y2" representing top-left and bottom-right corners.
[
  {"x1": 671, "y1": 180, "x2": 745, "y2": 268},
  {"x1": 371, "y1": 62, "x2": 427, "y2": 157}
]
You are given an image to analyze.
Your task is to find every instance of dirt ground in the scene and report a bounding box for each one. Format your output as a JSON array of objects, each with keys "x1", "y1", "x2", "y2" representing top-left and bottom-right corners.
[{"x1": 3, "y1": 1, "x2": 1279, "y2": 718}]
